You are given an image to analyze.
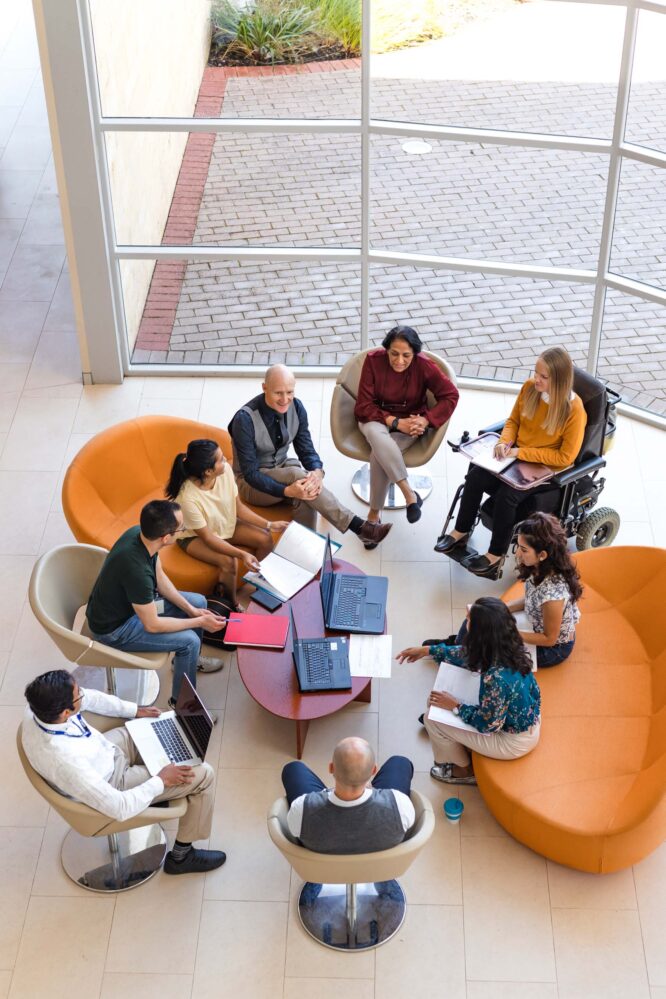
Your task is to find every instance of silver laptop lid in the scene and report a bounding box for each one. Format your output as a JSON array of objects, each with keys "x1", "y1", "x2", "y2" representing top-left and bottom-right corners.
[{"x1": 173, "y1": 676, "x2": 213, "y2": 760}]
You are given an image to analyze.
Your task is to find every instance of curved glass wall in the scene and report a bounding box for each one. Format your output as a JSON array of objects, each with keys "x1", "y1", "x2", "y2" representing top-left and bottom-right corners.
[{"x1": 84, "y1": 0, "x2": 666, "y2": 417}]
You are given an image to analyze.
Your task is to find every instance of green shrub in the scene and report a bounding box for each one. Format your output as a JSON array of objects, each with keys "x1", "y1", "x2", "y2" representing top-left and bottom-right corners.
[
  {"x1": 211, "y1": 0, "x2": 317, "y2": 63},
  {"x1": 302, "y1": 0, "x2": 361, "y2": 53}
]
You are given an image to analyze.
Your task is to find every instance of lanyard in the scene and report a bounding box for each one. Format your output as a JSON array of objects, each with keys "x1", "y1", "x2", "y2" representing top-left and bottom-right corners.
[{"x1": 33, "y1": 713, "x2": 92, "y2": 738}]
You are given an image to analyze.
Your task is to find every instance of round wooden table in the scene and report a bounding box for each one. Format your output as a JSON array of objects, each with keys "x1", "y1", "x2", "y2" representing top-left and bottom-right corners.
[{"x1": 237, "y1": 559, "x2": 382, "y2": 758}]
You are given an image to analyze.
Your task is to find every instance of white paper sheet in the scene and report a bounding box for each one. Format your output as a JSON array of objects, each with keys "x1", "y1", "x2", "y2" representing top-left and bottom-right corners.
[
  {"x1": 349, "y1": 635, "x2": 392, "y2": 678},
  {"x1": 463, "y1": 433, "x2": 515, "y2": 473},
  {"x1": 273, "y1": 521, "x2": 328, "y2": 575},
  {"x1": 427, "y1": 662, "x2": 483, "y2": 733},
  {"x1": 513, "y1": 610, "x2": 538, "y2": 671}
]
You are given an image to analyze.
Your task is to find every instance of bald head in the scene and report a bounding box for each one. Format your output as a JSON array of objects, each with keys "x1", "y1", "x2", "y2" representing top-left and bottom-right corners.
[
  {"x1": 331, "y1": 737, "x2": 376, "y2": 789},
  {"x1": 262, "y1": 364, "x2": 296, "y2": 415}
]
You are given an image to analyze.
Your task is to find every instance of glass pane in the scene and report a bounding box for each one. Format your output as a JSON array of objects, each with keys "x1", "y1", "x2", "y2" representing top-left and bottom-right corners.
[
  {"x1": 370, "y1": 137, "x2": 607, "y2": 268},
  {"x1": 370, "y1": 0, "x2": 624, "y2": 138},
  {"x1": 122, "y1": 258, "x2": 360, "y2": 364},
  {"x1": 369, "y1": 264, "x2": 594, "y2": 383},
  {"x1": 89, "y1": 0, "x2": 361, "y2": 119},
  {"x1": 106, "y1": 131, "x2": 361, "y2": 247},
  {"x1": 611, "y1": 158, "x2": 666, "y2": 292},
  {"x1": 624, "y1": 8, "x2": 666, "y2": 152},
  {"x1": 598, "y1": 288, "x2": 666, "y2": 416}
]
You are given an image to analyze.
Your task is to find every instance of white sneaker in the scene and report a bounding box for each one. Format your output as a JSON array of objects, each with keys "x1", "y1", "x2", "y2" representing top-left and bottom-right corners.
[{"x1": 197, "y1": 654, "x2": 224, "y2": 673}]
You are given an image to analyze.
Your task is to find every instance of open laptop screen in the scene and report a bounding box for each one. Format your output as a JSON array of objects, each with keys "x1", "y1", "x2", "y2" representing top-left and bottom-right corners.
[
  {"x1": 174, "y1": 676, "x2": 213, "y2": 760},
  {"x1": 319, "y1": 534, "x2": 335, "y2": 619}
]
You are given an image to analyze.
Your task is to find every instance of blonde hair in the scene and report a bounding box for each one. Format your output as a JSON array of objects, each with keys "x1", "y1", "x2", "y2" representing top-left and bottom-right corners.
[{"x1": 522, "y1": 347, "x2": 574, "y2": 436}]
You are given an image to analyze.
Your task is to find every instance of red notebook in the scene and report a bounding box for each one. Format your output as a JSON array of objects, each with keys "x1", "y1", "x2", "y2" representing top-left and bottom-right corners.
[{"x1": 224, "y1": 612, "x2": 290, "y2": 650}]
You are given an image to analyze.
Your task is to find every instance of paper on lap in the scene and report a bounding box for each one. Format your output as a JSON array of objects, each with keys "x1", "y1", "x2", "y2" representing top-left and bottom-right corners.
[
  {"x1": 427, "y1": 662, "x2": 483, "y2": 734},
  {"x1": 513, "y1": 610, "x2": 538, "y2": 671}
]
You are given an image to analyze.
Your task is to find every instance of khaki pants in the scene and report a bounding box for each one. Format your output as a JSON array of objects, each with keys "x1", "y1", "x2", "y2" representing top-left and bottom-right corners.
[
  {"x1": 358, "y1": 421, "x2": 420, "y2": 509},
  {"x1": 106, "y1": 727, "x2": 215, "y2": 844},
  {"x1": 237, "y1": 460, "x2": 354, "y2": 532},
  {"x1": 424, "y1": 710, "x2": 541, "y2": 767}
]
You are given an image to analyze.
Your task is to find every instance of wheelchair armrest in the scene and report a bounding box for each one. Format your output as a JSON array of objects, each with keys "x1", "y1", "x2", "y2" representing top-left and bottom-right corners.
[
  {"x1": 551, "y1": 455, "x2": 606, "y2": 487},
  {"x1": 478, "y1": 420, "x2": 505, "y2": 436}
]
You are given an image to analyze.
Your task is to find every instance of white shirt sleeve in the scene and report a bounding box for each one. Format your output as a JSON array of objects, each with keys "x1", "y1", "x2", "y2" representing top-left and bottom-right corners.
[
  {"x1": 80, "y1": 687, "x2": 137, "y2": 720},
  {"x1": 286, "y1": 794, "x2": 306, "y2": 839},
  {"x1": 54, "y1": 756, "x2": 164, "y2": 822},
  {"x1": 392, "y1": 790, "x2": 416, "y2": 833}
]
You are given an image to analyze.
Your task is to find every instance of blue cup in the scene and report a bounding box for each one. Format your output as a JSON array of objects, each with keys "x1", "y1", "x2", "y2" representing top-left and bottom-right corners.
[{"x1": 444, "y1": 798, "x2": 464, "y2": 824}]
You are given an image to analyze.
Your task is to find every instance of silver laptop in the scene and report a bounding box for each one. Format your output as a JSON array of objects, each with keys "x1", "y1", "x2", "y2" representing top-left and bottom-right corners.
[{"x1": 125, "y1": 676, "x2": 213, "y2": 776}]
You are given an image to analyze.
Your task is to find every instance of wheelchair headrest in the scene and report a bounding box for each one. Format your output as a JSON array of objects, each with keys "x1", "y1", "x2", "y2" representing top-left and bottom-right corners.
[{"x1": 573, "y1": 367, "x2": 607, "y2": 463}]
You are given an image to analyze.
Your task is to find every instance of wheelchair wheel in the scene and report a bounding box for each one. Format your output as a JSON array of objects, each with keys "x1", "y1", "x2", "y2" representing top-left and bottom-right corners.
[{"x1": 576, "y1": 507, "x2": 620, "y2": 550}]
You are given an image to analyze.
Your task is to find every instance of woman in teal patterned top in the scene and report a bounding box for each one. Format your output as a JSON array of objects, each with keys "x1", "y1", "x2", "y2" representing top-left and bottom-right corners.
[{"x1": 397, "y1": 597, "x2": 541, "y2": 785}]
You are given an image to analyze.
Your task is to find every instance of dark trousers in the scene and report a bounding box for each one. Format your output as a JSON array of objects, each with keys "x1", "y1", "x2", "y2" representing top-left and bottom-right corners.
[
  {"x1": 455, "y1": 464, "x2": 530, "y2": 557},
  {"x1": 282, "y1": 755, "x2": 414, "y2": 806}
]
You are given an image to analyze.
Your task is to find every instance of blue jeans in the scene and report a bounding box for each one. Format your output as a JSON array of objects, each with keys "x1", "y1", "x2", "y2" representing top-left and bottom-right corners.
[
  {"x1": 455, "y1": 620, "x2": 575, "y2": 668},
  {"x1": 281, "y1": 756, "x2": 414, "y2": 805},
  {"x1": 91, "y1": 592, "x2": 207, "y2": 702}
]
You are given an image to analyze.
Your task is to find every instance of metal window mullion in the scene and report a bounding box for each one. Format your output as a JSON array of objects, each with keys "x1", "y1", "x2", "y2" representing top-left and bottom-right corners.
[
  {"x1": 115, "y1": 245, "x2": 362, "y2": 262},
  {"x1": 360, "y1": 0, "x2": 371, "y2": 351},
  {"x1": 588, "y1": 4, "x2": 639, "y2": 375},
  {"x1": 368, "y1": 120, "x2": 612, "y2": 154},
  {"x1": 100, "y1": 116, "x2": 362, "y2": 133},
  {"x1": 604, "y1": 273, "x2": 666, "y2": 307},
  {"x1": 618, "y1": 141, "x2": 666, "y2": 169},
  {"x1": 77, "y1": 0, "x2": 131, "y2": 374}
]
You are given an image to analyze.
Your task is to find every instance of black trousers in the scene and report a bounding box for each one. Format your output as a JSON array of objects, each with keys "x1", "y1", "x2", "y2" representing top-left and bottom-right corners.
[
  {"x1": 281, "y1": 756, "x2": 414, "y2": 806},
  {"x1": 454, "y1": 464, "x2": 528, "y2": 556}
]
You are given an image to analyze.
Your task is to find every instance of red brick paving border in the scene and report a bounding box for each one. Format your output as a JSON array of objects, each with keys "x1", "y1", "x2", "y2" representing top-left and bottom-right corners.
[{"x1": 133, "y1": 59, "x2": 361, "y2": 355}]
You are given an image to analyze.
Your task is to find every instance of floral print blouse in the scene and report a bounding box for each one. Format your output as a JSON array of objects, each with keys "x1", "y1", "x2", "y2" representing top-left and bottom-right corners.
[
  {"x1": 431, "y1": 643, "x2": 541, "y2": 734},
  {"x1": 524, "y1": 573, "x2": 580, "y2": 644}
]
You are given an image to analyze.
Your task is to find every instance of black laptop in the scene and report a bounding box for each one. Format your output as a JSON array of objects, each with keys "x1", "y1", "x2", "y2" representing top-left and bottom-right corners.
[
  {"x1": 319, "y1": 534, "x2": 388, "y2": 634},
  {"x1": 290, "y1": 604, "x2": 351, "y2": 692}
]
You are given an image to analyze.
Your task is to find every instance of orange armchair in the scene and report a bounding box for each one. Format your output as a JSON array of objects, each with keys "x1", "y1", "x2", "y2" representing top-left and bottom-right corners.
[
  {"x1": 62, "y1": 415, "x2": 293, "y2": 594},
  {"x1": 474, "y1": 545, "x2": 666, "y2": 873}
]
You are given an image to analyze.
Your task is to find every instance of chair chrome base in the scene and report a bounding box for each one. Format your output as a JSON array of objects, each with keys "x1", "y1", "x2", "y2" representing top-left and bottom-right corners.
[
  {"x1": 298, "y1": 880, "x2": 406, "y2": 950},
  {"x1": 351, "y1": 466, "x2": 433, "y2": 509},
  {"x1": 61, "y1": 825, "x2": 167, "y2": 893}
]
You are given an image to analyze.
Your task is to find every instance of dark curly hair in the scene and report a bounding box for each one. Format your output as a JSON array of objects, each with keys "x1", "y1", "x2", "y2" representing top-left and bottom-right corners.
[
  {"x1": 514, "y1": 512, "x2": 583, "y2": 602},
  {"x1": 464, "y1": 597, "x2": 533, "y2": 676}
]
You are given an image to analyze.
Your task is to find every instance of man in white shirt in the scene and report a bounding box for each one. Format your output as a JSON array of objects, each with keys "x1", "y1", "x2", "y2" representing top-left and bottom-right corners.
[
  {"x1": 22, "y1": 670, "x2": 226, "y2": 875},
  {"x1": 282, "y1": 737, "x2": 414, "y2": 855}
]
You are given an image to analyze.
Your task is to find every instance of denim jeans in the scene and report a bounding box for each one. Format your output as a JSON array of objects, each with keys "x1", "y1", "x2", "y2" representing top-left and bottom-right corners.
[
  {"x1": 91, "y1": 592, "x2": 207, "y2": 702},
  {"x1": 455, "y1": 620, "x2": 575, "y2": 668}
]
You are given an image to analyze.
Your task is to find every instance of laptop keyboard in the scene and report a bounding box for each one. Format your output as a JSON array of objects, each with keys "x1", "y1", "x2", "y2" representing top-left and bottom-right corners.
[
  {"x1": 337, "y1": 578, "x2": 366, "y2": 627},
  {"x1": 302, "y1": 643, "x2": 333, "y2": 684},
  {"x1": 153, "y1": 718, "x2": 192, "y2": 763}
]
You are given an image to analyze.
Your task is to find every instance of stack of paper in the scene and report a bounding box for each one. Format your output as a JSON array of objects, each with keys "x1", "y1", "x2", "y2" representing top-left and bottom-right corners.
[{"x1": 427, "y1": 662, "x2": 482, "y2": 733}]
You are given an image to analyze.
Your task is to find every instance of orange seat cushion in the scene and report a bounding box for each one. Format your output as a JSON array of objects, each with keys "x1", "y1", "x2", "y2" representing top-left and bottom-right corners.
[
  {"x1": 62, "y1": 415, "x2": 293, "y2": 594},
  {"x1": 474, "y1": 546, "x2": 666, "y2": 873}
]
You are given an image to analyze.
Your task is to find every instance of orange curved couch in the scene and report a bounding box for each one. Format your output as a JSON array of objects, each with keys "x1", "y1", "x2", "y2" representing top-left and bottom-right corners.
[
  {"x1": 474, "y1": 546, "x2": 666, "y2": 873},
  {"x1": 62, "y1": 415, "x2": 293, "y2": 594}
]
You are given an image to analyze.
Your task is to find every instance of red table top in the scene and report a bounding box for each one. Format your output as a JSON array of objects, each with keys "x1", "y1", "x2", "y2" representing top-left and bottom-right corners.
[{"x1": 237, "y1": 558, "x2": 382, "y2": 722}]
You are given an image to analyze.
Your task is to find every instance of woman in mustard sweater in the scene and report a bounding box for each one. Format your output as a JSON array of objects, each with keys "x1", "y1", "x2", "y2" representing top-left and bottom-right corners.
[{"x1": 436, "y1": 347, "x2": 586, "y2": 578}]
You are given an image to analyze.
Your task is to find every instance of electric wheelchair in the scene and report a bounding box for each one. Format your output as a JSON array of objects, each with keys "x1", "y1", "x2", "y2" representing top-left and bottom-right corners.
[{"x1": 435, "y1": 367, "x2": 622, "y2": 580}]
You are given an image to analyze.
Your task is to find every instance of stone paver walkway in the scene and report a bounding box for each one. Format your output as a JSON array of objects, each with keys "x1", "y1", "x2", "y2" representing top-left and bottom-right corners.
[{"x1": 131, "y1": 7, "x2": 666, "y2": 416}]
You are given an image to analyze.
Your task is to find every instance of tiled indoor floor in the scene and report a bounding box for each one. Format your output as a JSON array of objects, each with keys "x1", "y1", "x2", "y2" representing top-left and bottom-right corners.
[{"x1": 2, "y1": 2, "x2": 666, "y2": 997}]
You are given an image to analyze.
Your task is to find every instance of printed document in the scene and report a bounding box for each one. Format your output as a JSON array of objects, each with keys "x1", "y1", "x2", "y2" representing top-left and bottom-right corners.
[
  {"x1": 513, "y1": 610, "x2": 538, "y2": 671},
  {"x1": 349, "y1": 635, "x2": 392, "y2": 678},
  {"x1": 427, "y1": 661, "x2": 483, "y2": 734}
]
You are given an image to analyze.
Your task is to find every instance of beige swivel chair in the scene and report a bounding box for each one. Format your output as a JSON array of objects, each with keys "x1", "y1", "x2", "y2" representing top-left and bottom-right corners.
[
  {"x1": 267, "y1": 790, "x2": 435, "y2": 950},
  {"x1": 17, "y1": 722, "x2": 186, "y2": 892},
  {"x1": 330, "y1": 349, "x2": 457, "y2": 508},
  {"x1": 29, "y1": 544, "x2": 167, "y2": 706}
]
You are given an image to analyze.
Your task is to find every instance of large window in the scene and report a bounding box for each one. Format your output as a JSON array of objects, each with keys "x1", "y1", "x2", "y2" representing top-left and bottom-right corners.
[{"x1": 38, "y1": 0, "x2": 666, "y2": 417}]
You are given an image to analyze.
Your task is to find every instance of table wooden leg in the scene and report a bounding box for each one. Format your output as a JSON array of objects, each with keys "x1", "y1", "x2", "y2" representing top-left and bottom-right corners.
[
  {"x1": 354, "y1": 680, "x2": 372, "y2": 704},
  {"x1": 295, "y1": 718, "x2": 310, "y2": 759}
]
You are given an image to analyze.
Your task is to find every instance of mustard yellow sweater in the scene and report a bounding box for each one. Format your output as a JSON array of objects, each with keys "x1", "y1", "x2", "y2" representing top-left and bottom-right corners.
[{"x1": 499, "y1": 380, "x2": 587, "y2": 468}]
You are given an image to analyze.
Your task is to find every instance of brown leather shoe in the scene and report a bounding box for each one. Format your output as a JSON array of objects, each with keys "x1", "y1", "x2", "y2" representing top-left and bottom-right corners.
[{"x1": 357, "y1": 520, "x2": 392, "y2": 546}]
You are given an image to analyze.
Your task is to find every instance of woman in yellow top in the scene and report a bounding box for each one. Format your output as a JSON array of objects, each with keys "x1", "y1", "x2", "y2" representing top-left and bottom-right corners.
[
  {"x1": 436, "y1": 346, "x2": 587, "y2": 578},
  {"x1": 166, "y1": 439, "x2": 289, "y2": 609}
]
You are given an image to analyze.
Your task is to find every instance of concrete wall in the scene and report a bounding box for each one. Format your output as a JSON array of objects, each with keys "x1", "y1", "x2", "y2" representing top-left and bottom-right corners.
[{"x1": 90, "y1": 0, "x2": 211, "y2": 349}]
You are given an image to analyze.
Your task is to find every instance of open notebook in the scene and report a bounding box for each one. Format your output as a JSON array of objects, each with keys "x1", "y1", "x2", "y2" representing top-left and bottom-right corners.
[{"x1": 243, "y1": 521, "x2": 341, "y2": 602}]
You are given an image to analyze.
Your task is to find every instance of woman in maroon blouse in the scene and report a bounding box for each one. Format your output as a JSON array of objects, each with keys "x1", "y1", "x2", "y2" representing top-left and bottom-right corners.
[{"x1": 354, "y1": 326, "x2": 459, "y2": 544}]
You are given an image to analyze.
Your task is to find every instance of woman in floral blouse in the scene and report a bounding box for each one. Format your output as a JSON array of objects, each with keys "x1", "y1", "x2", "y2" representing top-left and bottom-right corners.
[
  {"x1": 397, "y1": 597, "x2": 541, "y2": 785},
  {"x1": 508, "y1": 512, "x2": 582, "y2": 668}
]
